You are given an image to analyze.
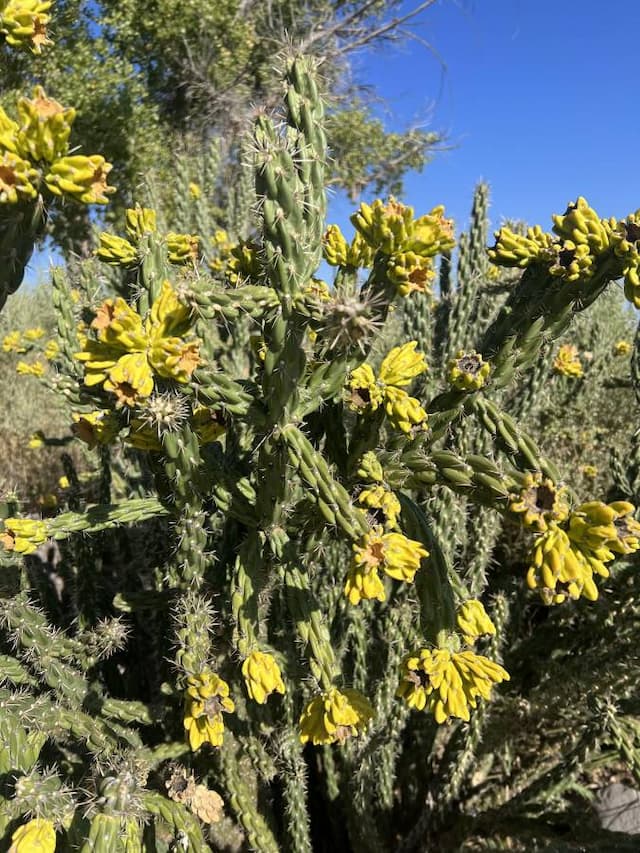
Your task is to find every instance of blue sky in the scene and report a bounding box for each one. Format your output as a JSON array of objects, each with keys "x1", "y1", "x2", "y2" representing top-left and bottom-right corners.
[{"x1": 330, "y1": 0, "x2": 640, "y2": 237}]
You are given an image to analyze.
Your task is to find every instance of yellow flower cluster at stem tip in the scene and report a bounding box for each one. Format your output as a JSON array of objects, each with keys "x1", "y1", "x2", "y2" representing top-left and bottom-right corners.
[
  {"x1": 347, "y1": 341, "x2": 428, "y2": 435},
  {"x1": 242, "y1": 651, "x2": 286, "y2": 704},
  {"x1": 0, "y1": 0, "x2": 52, "y2": 54},
  {"x1": 356, "y1": 451, "x2": 384, "y2": 483},
  {"x1": 8, "y1": 817, "x2": 56, "y2": 853},
  {"x1": 456, "y1": 600, "x2": 497, "y2": 646},
  {"x1": 97, "y1": 206, "x2": 199, "y2": 268},
  {"x1": 299, "y1": 687, "x2": 374, "y2": 745},
  {"x1": 526, "y1": 500, "x2": 640, "y2": 605},
  {"x1": 357, "y1": 484, "x2": 401, "y2": 530},
  {"x1": 16, "y1": 359, "x2": 45, "y2": 376},
  {"x1": 322, "y1": 223, "x2": 374, "y2": 269},
  {"x1": 350, "y1": 198, "x2": 455, "y2": 296},
  {"x1": 75, "y1": 280, "x2": 200, "y2": 407},
  {"x1": 28, "y1": 430, "x2": 45, "y2": 449},
  {"x1": 0, "y1": 87, "x2": 115, "y2": 205},
  {"x1": 553, "y1": 344, "x2": 583, "y2": 378},
  {"x1": 2, "y1": 330, "x2": 25, "y2": 352},
  {"x1": 396, "y1": 645, "x2": 509, "y2": 723},
  {"x1": 183, "y1": 671, "x2": 235, "y2": 751},
  {"x1": 345, "y1": 525, "x2": 428, "y2": 605},
  {"x1": 508, "y1": 472, "x2": 570, "y2": 532},
  {"x1": 0, "y1": 517, "x2": 49, "y2": 554},
  {"x1": 614, "y1": 340, "x2": 632, "y2": 356},
  {"x1": 448, "y1": 350, "x2": 491, "y2": 392}
]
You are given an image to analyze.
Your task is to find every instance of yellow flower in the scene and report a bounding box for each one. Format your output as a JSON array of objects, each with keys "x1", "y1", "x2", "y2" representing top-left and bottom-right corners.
[
  {"x1": 383, "y1": 386, "x2": 428, "y2": 434},
  {"x1": 552, "y1": 196, "x2": 611, "y2": 255},
  {"x1": 346, "y1": 526, "x2": 428, "y2": 604},
  {"x1": 166, "y1": 232, "x2": 200, "y2": 265},
  {"x1": 188, "y1": 181, "x2": 201, "y2": 200},
  {"x1": 357, "y1": 485, "x2": 401, "y2": 530},
  {"x1": 16, "y1": 86, "x2": 74, "y2": 163},
  {"x1": 526, "y1": 523, "x2": 600, "y2": 605},
  {"x1": 191, "y1": 406, "x2": 226, "y2": 444},
  {"x1": 553, "y1": 344, "x2": 583, "y2": 378},
  {"x1": 71, "y1": 410, "x2": 120, "y2": 449},
  {"x1": 24, "y1": 327, "x2": 45, "y2": 340},
  {"x1": 488, "y1": 224, "x2": 554, "y2": 268},
  {"x1": 448, "y1": 350, "x2": 491, "y2": 392},
  {"x1": 346, "y1": 363, "x2": 383, "y2": 412},
  {"x1": 2, "y1": 331, "x2": 25, "y2": 353},
  {"x1": 43, "y1": 339, "x2": 59, "y2": 360},
  {"x1": 508, "y1": 472, "x2": 570, "y2": 532},
  {"x1": 613, "y1": 340, "x2": 632, "y2": 356},
  {"x1": 299, "y1": 687, "x2": 374, "y2": 745},
  {"x1": 568, "y1": 500, "x2": 640, "y2": 557},
  {"x1": 378, "y1": 341, "x2": 427, "y2": 387},
  {"x1": 323, "y1": 224, "x2": 374, "y2": 269},
  {"x1": 241, "y1": 651, "x2": 286, "y2": 704},
  {"x1": 16, "y1": 360, "x2": 45, "y2": 376},
  {"x1": 125, "y1": 205, "x2": 157, "y2": 240},
  {"x1": 1, "y1": 518, "x2": 49, "y2": 554},
  {"x1": 58, "y1": 476, "x2": 69, "y2": 489},
  {"x1": 1, "y1": 0, "x2": 52, "y2": 54},
  {"x1": 8, "y1": 817, "x2": 56, "y2": 853},
  {"x1": 386, "y1": 250, "x2": 436, "y2": 296},
  {"x1": 356, "y1": 451, "x2": 384, "y2": 483},
  {"x1": 96, "y1": 232, "x2": 138, "y2": 267},
  {"x1": 183, "y1": 671, "x2": 235, "y2": 751},
  {"x1": 28, "y1": 430, "x2": 44, "y2": 449},
  {"x1": 580, "y1": 464, "x2": 598, "y2": 479},
  {"x1": 457, "y1": 600, "x2": 496, "y2": 646},
  {"x1": 45, "y1": 154, "x2": 115, "y2": 204},
  {"x1": 396, "y1": 646, "x2": 509, "y2": 723},
  {"x1": 0, "y1": 151, "x2": 39, "y2": 203}
]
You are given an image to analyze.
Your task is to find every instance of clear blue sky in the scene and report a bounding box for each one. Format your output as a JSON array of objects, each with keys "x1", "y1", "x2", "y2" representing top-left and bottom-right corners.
[{"x1": 329, "y1": 0, "x2": 640, "y2": 237}]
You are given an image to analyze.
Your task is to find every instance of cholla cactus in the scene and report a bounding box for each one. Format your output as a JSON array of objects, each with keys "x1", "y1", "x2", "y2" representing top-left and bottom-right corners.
[{"x1": 2, "y1": 49, "x2": 640, "y2": 853}]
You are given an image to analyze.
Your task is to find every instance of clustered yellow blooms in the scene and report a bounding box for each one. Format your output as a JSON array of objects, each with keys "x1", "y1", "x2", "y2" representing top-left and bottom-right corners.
[
  {"x1": 553, "y1": 344, "x2": 583, "y2": 378},
  {"x1": 526, "y1": 500, "x2": 640, "y2": 604},
  {"x1": 183, "y1": 671, "x2": 235, "y2": 751},
  {"x1": 0, "y1": 87, "x2": 114, "y2": 206},
  {"x1": 347, "y1": 341, "x2": 428, "y2": 434},
  {"x1": 322, "y1": 223, "x2": 374, "y2": 269},
  {"x1": 16, "y1": 359, "x2": 45, "y2": 376},
  {"x1": 97, "y1": 206, "x2": 200, "y2": 268},
  {"x1": 456, "y1": 599, "x2": 496, "y2": 646},
  {"x1": 350, "y1": 198, "x2": 455, "y2": 296},
  {"x1": 396, "y1": 645, "x2": 509, "y2": 724},
  {"x1": 241, "y1": 651, "x2": 286, "y2": 704},
  {"x1": 356, "y1": 484, "x2": 401, "y2": 530},
  {"x1": 508, "y1": 472, "x2": 570, "y2": 532},
  {"x1": 8, "y1": 817, "x2": 56, "y2": 853},
  {"x1": 614, "y1": 340, "x2": 632, "y2": 356},
  {"x1": 489, "y1": 198, "x2": 640, "y2": 310},
  {"x1": 75, "y1": 281, "x2": 200, "y2": 407},
  {"x1": 2, "y1": 330, "x2": 25, "y2": 352},
  {"x1": 447, "y1": 350, "x2": 491, "y2": 391},
  {"x1": 0, "y1": 0, "x2": 51, "y2": 54},
  {"x1": 0, "y1": 517, "x2": 48, "y2": 554},
  {"x1": 345, "y1": 525, "x2": 428, "y2": 606},
  {"x1": 299, "y1": 687, "x2": 374, "y2": 745},
  {"x1": 3, "y1": 329, "x2": 58, "y2": 363}
]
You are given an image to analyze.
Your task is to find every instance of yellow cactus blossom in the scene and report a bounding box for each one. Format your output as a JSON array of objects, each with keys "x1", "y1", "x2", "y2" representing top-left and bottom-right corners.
[
  {"x1": 386, "y1": 250, "x2": 436, "y2": 296},
  {"x1": 383, "y1": 385, "x2": 428, "y2": 434},
  {"x1": 45, "y1": 154, "x2": 115, "y2": 204},
  {"x1": 188, "y1": 181, "x2": 201, "y2": 200},
  {"x1": 75, "y1": 281, "x2": 200, "y2": 406},
  {"x1": 183, "y1": 671, "x2": 235, "y2": 751},
  {"x1": 125, "y1": 205, "x2": 157, "y2": 240},
  {"x1": 553, "y1": 344, "x2": 583, "y2": 378},
  {"x1": 71, "y1": 410, "x2": 120, "y2": 449},
  {"x1": 346, "y1": 363, "x2": 384, "y2": 412},
  {"x1": 1, "y1": 518, "x2": 49, "y2": 554},
  {"x1": 58, "y1": 476, "x2": 69, "y2": 489},
  {"x1": 552, "y1": 196, "x2": 612, "y2": 255},
  {"x1": 613, "y1": 340, "x2": 632, "y2": 356},
  {"x1": 396, "y1": 646, "x2": 509, "y2": 724},
  {"x1": 96, "y1": 232, "x2": 138, "y2": 267},
  {"x1": 1, "y1": 0, "x2": 52, "y2": 54},
  {"x1": 457, "y1": 600, "x2": 496, "y2": 646},
  {"x1": 299, "y1": 687, "x2": 374, "y2": 745},
  {"x1": 488, "y1": 224, "x2": 554, "y2": 268},
  {"x1": 448, "y1": 350, "x2": 491, "y2": 392},
  {"x1": 23, "y1": 327, "x2": 45, "y2": 341},
  {"x1": 346, "y1": 526, "x2": 428, "y2": 604},
  {"x1": 378, "y1": 341, "x2": 427, "y2": 387},
  {"x1": 191, "y1": 406, "x2": 226, "y2": 444},
  {"x1": 548, "y1": 239, "x2": 594, "y2": 282},
  {"x1": 409, "y1": 205, "x2": 455, "y2": 257},
  {"x1": 323, "y1": 224, "x2": 374, "y2": 269},
  {"x1": 8, "y1": 817, "x2": 56, "y2": 853},
  {"x1": 568, "y1": 500, "x2": 640, "y2": 557},
  {"x1": 166, "y1": 232, "x2": 200, "y2": 265},
  {"x1": 611, "y1": 213, "x2": 640, "y2": 307},
  {"x1": 580, "y1": 464, "x2": 598, "y2": 479},
  {"x1": 28, "y1": 430, "x2": 45, "y2": 448},
  {"x1": 0, "y1": 151, "x2": 39, "y2": 203},
  {"x1": 352, "y1": 198, "x2": 453, "y2": 260},
  {"x1": 242, "y1": 651, "x2": 286, "y2": 704},
  {"x1": 2, "y1": 331, "x2": 25, "y2": 352},
  {"x1": 0, "y1": 105, "x2": 19, "y2": 152},
  {"x1": 225, "y1": 240, "x2": 262, "y2": 285},
  {"x1": 43, "y1": 339, "x2": 59, "y2": 360},
  {"x1": 16, "y1": 86, "x2": 75, "y2": 163},
  {"x1": 357, "y1": 485, "x2": 401, "y2": 530},
  {"x1": 508, "y1": 472, "x2": 570, "y2": 532},
  {"x1": 356, "y1": 451, "x2": 384, "y2": 483},
  {"x1": 526, "y1": 523, "x2": 601, "y2": 605},
  {"x1": 17, "y1": 359, "x2": 45, "y2": 376},
  {"x1": 303, "y1": 278, "x2": 331, "y2": 303}
]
